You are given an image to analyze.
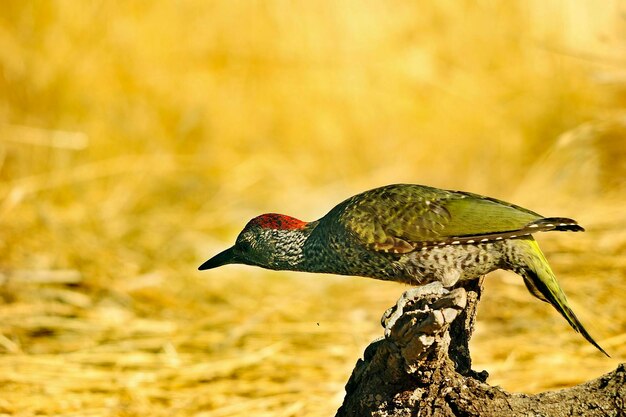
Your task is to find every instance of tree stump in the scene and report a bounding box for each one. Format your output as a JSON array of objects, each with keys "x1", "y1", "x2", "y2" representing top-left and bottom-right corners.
[{"x1": 336, "y1": 278, "x2": 625, "y2": 417}]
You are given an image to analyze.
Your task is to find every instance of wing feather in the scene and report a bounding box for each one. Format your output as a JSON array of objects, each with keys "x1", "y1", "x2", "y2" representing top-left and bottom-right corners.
[{"x1": 333, "y1": 184, "x2": 545, "y2": 253}]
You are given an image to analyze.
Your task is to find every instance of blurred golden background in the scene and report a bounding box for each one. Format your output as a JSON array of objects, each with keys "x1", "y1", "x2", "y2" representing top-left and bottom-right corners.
[{"x1": 1, "y1": 1, "x2": 625, "y2": 416}]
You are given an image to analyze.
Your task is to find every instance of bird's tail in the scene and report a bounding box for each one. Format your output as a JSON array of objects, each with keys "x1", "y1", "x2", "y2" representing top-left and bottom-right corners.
[{"x1": 516, "y1": 237, "x2": 609, "y2": 357}]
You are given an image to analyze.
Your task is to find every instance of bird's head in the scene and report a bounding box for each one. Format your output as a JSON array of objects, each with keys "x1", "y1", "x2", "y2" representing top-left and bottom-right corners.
[{"x1": 198, "y1": 213, "x2": 310, "y2": 271}]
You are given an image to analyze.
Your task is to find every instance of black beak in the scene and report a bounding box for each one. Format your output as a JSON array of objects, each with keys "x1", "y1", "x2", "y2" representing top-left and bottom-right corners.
[{"x1": 198, "y1": 246, "x2": 237, "y2": 270}]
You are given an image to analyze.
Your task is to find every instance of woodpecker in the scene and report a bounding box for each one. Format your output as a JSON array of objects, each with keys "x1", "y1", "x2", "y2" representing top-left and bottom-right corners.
[{"x1": 199, "y1": 184, "x2": 608, "y2": 356}]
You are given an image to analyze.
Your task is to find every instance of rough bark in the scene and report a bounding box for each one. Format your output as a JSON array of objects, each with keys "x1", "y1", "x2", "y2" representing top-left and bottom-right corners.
[{"x1": 336, "y1": 278, "x2": 625, "y2": 417}]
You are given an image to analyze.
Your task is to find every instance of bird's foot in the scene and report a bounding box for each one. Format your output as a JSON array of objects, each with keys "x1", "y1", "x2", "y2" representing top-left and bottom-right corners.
[
  {"x1": 381, "y1": 282, "x2": 467, "y2": 373},
  {"x1": 381, "y1": 282, "x2": 446, "y2": 332}
]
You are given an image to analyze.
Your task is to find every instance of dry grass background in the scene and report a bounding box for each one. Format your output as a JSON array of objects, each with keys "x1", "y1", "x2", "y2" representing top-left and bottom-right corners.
[{"x1": 0, "y1": 1, "x2": 625, "y2": 416}]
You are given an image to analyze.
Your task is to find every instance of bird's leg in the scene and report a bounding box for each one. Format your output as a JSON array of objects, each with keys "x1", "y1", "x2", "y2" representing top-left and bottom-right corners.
[{"x1": 441, "y1": 268, "x2": 461, "y2": 287}]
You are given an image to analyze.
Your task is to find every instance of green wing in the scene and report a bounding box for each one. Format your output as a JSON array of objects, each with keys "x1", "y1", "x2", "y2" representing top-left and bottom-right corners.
[{"x1": 336, "y1": 184, "x2": 542, "y2": 253}]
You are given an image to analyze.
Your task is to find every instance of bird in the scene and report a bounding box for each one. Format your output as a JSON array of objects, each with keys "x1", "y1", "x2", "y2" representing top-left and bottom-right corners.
[{"x1": 199, "y1": 183, "x2": 608, "y2": 356}]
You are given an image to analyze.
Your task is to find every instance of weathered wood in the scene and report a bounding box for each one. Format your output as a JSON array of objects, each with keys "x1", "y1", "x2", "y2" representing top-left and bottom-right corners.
[{"x1": 336, "y1": 278, "x2": 625, "y2": 417}]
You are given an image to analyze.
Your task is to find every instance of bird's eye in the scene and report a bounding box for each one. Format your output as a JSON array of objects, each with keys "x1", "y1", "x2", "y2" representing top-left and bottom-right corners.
[{"x1": 238, "y1": 240, "x2": 252, "y2": 252}]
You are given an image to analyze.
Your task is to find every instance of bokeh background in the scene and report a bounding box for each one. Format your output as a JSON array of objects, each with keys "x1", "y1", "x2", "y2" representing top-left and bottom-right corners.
[{"x1": 1, "y1": 1, "x2": 625, "y2": 416}]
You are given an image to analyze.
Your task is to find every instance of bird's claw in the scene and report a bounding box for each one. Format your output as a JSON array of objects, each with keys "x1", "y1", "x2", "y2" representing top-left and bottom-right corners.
[
  {"x1": 381, "y1": 283, "x2": 468, "y2": 373},
  {"x1": 381, "y1": 282, "x2": 448, "y2": 336}
]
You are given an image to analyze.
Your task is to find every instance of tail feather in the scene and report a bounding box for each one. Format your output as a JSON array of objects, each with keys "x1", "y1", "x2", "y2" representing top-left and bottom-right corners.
[
  {"x1": 521, "y1": 274, "x2": 548, "y2": 302},
  {"x1": 517, "y1": 238, "x2": 609, "y2": 357},
  {"x1": 527, "y1": 217, "x2": 585, "y2": 233}
]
